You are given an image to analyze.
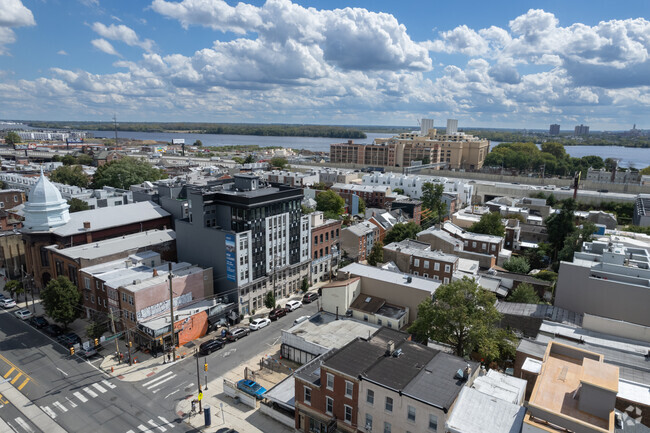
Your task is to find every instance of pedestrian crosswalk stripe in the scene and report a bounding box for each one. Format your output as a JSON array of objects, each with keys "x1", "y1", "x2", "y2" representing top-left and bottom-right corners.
[
  {"x1": 41, "y1": 405, "x2": 56, "y2": 418},
  {"x1": 3, "y1": 367, "x2": 15, "y2": 378},
  {"x1": 102, "y1": 379, "x2": 117, "y2": 389},
  {"x1": 148, "y1": 419, "x2": 166, "y2": 432},
  {"x1": 148, "y1": 375, "x2": 176, "y2": 392},
  {"x1": 10, "y1": 372, "x2": 22, "y2": 384},
  {"x1": 137, "y1": 424, "x2": 151, "y2": 432},
  {"x1": 18, "y1": 377, "x2": 30, "y2": 390},
  {"x1": 92, "y1": 383, "x2": 107, "y2": 393},
  {"x1": 83, "y1": 387, "x2": 98, "y2": 398},
  {"x1": 157, "y1": 416, "x2": 174, "y2": 429},
  {"x1": 66, "y1": 396, "x2": 77, "y2": 408},
  {"x1": 142, "y1": 371, "x2": 174, "y2": 388},
  {"x1": 73, "y1": 391, "x2": 88, "y2": 403},
  {"x1": 53, "y1": 401, "x2": 68, "y2": 412},
  {"x1": 126, "y1": 430, "x2": 135, "y2": 433},
  {"x1": 15, "y1": 417, "x2": 34, "y2": 433}
]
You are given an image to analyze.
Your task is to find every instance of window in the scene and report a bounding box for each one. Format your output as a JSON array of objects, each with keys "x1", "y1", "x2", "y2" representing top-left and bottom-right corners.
[
  {"x1": 385, "y1": 397, "x2": 393, "y2": 412},
  {"x1": 344, "y1": 405, "x2": 352, "y2": 423},
  {"x1": 345, "y1": 381, "x2": 353, "y2": 398},
  {"x1": 384, "y1": 422, "x2": 392, "y2": 433},
  {"x1": 365, "y1": 414, "x2": 373, "y2": 431},
  {"x1": 444, "y1": 264, "x2": 450, "y2": 273},
  {"x1": 429, "y1": 414, "x2": 438, "y2": 431},
  {"x1": 423, "y1": 273, "x2": 428, "y2": 278},
  {"x1": 413, "y1": 258, "x2": 420, "y2": 267},
  {"x1": 444, "y1": 277, "x2": 449, "y2": 284},
  {"x1": 413, "y1": 271, "x2": 418, "y2": 276},
  {"x1": 325, "y1": 396, "x2": 333, "y2": 415},
  {"x1": 434, "y1": 262, "x2": 440, "y2": 271},
  {"x1": 482, "y1": 243, "x2": 487, "y2": 250},
  {"x1": 424, "y1": 260, "x2": 429, "y2": 269},
  {"x1": 314, "y1": 235, "x2": 318, "y2": 245},
  {"x1": 326, "y1": 373, "x2": 334, "y2": 390},
  {"x1": 491, "y1": 244, "x2": 496, "y2": 251},
  {"x1": 84, "y1": 277, "x2": 90, "y2": 290},
  {"x1": 304, "y1": 387, "x2": 311, "y2": 405},
  {"x1": 366, "y1": 389, "x2": 374, "y2": 405},
  {"x1": 407, "y1": 405, "x2": 416, "y2": 422},
  {"x1": 472, "y1": 241, "x2": 477, "y2": 248}
]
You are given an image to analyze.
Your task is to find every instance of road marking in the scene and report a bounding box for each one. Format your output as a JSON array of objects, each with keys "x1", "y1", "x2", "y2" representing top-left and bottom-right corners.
[
  {"x1": 83, "y1": 387, "x2": 98, "y2": 398},
  {"x1": 65, "y1": 396, "x2": 77, "y2": 408},
  {"x1": 157, "y1": 416, "x2": 174, "y2": 429},
  {"x1": 142, "y1": 371, "x2": 174, "y2": 388},
  {"x1": 41, "y1": 405, "x2": 57, "y2": 418},
  {"x1": 56, "y1": 368, "x2": 68, "y2": 377},
  {"x1": 3, "y1": 367, "x2": 15, "y2": 378},
  {"x1": 10, "y1": 372, "x2": 22, "y2": 384},
  {"x1": 91, "y1": 383, "x2": 107, "y2": 393},
  {"x1": 164, "y1": 389, "x2": 178, "y2": 399},
  {"x1": 73, "y1": 391, "x2": 88, "y2": 403},
  {"x1": 6, "y1": 421, "x2": 18, "y2": 433},
  {"x1": 137, "y1": 424, "x2": 151, "y2": 432},
  {"x1": 52, "y1": 401, "x2": 68, "y2": 412},
  {"x1": 101, "y1": 379, "x2": 116, "y2": 389},
  {"x1": 147, "y1": 375, "x2": 176, "y2": 391},
  {"x1": 17, "y1": 378, "x2": 29, "y2": 390},
  {"x1": 126, "y1": 431, "x2": 135, "y2": 433},
  {"x1": 14, "y1": 417, "x2": 33, "y2": 433},
  {"x1": 148, "y1": 419, "x2": 166, "y2": 432}
]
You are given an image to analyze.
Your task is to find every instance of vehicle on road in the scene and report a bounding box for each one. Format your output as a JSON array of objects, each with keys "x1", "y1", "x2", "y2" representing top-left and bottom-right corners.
[
  {"x1": 199, "y1": 338, "x2": 226, "y2": 355},
  {"x1": 0, "y1": 298, "x2": 16, "y2": 308},
  {"x1": 249, "y1": 318, "x2": 271, "y2": 331},
  {"x1": 80, "y1": 347, "x2": 98, "y2": 358},
  {"x1": 597, "y1": 189, "x2": 609, "y2": 193},
  {"x1": 302, "y1": 292, "x2": 318, "y2": 303},
  {"x1": 285, "y1": 300, "x2": 302, "y2": 311},
  {"x1": 29, "y1": 316, "x2": 48, "y2": 328},
  {"x1": 58, "y1": 332, "x2": 82, "y2": 347},
  {"x1": 43, "y1": 323, "x2": 64, "y2": 337},
  {"x1": 225, "y1": 327, "x2": 250, "y2": 342},
  {"x1": 560, "y1": 186, "x2": 571, "y2": 190},
  {"x1": 236, "y1": 379, "x2": 267, "y2": 399},
  {"x1": 14, "y1": 309, "x2": 33, "y2": 320},
  {"x1": 268, "y1": 307, "x2": 286, "y2": 321},
  {"x1": 293, "y1": 315, "x2": 310, "y2": 325}
]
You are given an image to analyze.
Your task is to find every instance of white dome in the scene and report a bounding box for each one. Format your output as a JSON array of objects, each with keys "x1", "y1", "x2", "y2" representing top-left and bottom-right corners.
[{"x1": 22, "y1": 170, "x2": 70, "y2": 232}]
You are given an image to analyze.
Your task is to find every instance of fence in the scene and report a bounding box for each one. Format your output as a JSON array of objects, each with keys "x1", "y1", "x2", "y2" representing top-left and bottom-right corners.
[{"x1": 259, "y1": 356, "x2": 294, "y2": 375}]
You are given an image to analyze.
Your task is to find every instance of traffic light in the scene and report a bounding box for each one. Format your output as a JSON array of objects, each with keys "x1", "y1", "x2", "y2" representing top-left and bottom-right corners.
[
  {"x1": 159, "y1": 337, "x2": 163, "y2": 345},
  {"x1": 69, "y1": 347, "x2": 75, "y2": 355},
  {"x1": 128, "y1": 341, "x2": 132, "y2": 347},
  {"x1": 94, "y1": 338, "x2": 99, "y2": 347},
  {"x1": 204, "y1": 363, "x2": 208, "y2": 372}
]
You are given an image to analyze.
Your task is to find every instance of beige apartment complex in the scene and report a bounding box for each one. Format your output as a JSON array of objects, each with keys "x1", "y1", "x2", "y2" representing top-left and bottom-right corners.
[{"x1": 330, "y1": 129, "x2": 489, "y2": 170}]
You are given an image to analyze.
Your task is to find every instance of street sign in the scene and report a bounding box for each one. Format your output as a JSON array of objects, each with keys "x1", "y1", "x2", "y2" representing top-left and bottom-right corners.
[{"x1": 198, "y1": 392, "x2": 203, "y2": 401}]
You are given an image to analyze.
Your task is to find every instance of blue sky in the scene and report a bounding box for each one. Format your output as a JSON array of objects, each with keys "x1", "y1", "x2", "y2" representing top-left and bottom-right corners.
[{"x1": 1, "y1": 0, "x2": 650, "y2": 129}]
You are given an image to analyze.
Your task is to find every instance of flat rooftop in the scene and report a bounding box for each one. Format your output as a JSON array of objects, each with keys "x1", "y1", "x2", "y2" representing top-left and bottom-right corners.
[
  {"x1": 340, "y1": 263, "x2": 441, "y2": 294},
  {"x1": 446, "y1": 387, "x2": 526, "y2": 433}
]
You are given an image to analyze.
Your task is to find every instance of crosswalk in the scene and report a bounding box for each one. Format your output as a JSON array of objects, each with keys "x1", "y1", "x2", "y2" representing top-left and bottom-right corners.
[
  {"x1": 39, "y1": 380, "x2": 116, "y2": 419},
  {"x1": 140, "y1": 371, "x2": 178, "y2": 394},
  {"x1": 126, "y1": 416, "x2": 175, "y2": 433}
]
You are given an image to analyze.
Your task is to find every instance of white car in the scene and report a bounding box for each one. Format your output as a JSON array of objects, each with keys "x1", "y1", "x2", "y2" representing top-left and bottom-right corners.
[
  {"x1": 14, "y1": 309, "x2": 33, "y2": 320},
  {"x1": 0, "y1": 298, "x2": 16, "y2": 308},
  {"x1": 249, "y1": 318, "x2": 271, "y2": 331},
  {"x1": 285, "y1": 300, "x2": 302, "y2": 311}
]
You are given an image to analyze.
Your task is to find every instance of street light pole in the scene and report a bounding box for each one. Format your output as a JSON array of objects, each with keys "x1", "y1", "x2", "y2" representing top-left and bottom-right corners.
[
  {"x1": 195, "y1": 349, "x2": 203, "y2": 414},
  {"x1": 204, "y1": 357, "x2": 208, "y2": 390},
  {"x1": 168, "y1": 263, "x2": 176, "y2": 362}
]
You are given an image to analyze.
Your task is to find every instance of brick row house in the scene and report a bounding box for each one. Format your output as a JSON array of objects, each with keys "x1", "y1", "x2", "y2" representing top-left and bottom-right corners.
[{"x1": 310, "y1": 211, "x2": 342, "y2": 284}]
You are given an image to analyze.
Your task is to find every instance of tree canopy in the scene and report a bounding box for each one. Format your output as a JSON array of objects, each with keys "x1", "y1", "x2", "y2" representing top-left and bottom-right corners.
[
  {"x1": 5, "y1": 131, "x2": 21, "y2": 146},
  {"x1": 408, "y1": 277, "x2": 516, "y2": 361},
  {"x1": 421, "y1": 182, "x2": 446, "y2": 227},
  {"x1": 264, "y1": 291, "x2": 276, "y2": 309},
  {"x1": 367, "y1": 241, "x2": 384, "y2": 266},
  {"x1": 383, "y1": 222, "x2": 420, "y2": 244},
  {"x1": 41, "y1": 276, "x2": 82, "y2": 329},
  {"x1": 316, "y1": 190, "x2": 345, "y2": 219},
  {"x1": 508, "y1": 283, "x2": 541, "y2": 304},
  {"x1": 503, "y1": 256, "x2": 531, "y2": 274},
  {"x1": 270, "y1": 157, "x2": 289, "y2": 170},
  {"x1": 545, "y1": 198, "x2": 577, "y2": 261},
  {"x1": 5, "y1": 280, "x2": 24, "y2": 301},
  {"x1": 50, "y1": 165, "x2": 90, "y2": 188},
  {"x1": 469, "y1": 211, "x2": 505, "y2": 237},
  {"x1": 91, "y1": 157, "x2": 165, "y2": 189},
  {"x1": 68, "y1": 198, "x2": 90, "y2": 213}
]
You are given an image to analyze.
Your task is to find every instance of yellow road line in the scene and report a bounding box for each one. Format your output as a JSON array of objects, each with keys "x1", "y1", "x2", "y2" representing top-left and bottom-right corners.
[
  {"x1": 3, "y1": 367, "x2": 15, "y2": 378},
  {"x1": 10, "y1": 372, "x2": 22, "y2": 384},
  {"x1": 17, "y1": 378, "x2": 30, "y2": 390},
  {"x1": 0, "y1": 393, "x2": 8, "y2": 405}
]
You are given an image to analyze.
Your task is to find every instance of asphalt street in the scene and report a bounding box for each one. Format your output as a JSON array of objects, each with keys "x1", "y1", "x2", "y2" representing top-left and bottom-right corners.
[{"x1": 0, "y1": 299, "x2": 318, "y2": 433}]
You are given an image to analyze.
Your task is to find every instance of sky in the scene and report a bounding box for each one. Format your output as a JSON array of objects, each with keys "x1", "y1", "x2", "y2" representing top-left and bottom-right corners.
[{"x1": 1, "y1": 0, "x2": 650, "y2": 129}]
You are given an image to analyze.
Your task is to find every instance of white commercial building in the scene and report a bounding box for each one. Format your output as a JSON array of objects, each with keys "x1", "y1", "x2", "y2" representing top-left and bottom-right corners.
[{"x1": 361, "y1": 172, "x2": 473, "y2": 206}]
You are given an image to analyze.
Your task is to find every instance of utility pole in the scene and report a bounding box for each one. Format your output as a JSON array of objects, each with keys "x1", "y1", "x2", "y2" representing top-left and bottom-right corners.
[
  {"x1": 112, "y1": 114, "x2": 118, "y2": 149},
  {"x1": 204, "y1": 357, "x2": 208, "y2": 390},
  {"x1": 110, "y1": 311, "x2": 120, "y2": 364},
  {"x1": 168, "y1": 262, "x2": 176, "y2": 362},
  {"x1": 126, "y1": 327, "x2": 132, "y2": 366},
  {"x1": 195, "y1": 349, "x2": 203, "y2": 414}
]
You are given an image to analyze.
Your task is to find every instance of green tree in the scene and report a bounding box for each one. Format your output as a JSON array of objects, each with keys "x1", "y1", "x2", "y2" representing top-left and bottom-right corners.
[
  {"x1": 640, "y1": 166, "x2": 650, "y2": 175},
  {"x1": 421, "y1": 182, "x2": 446, "y2": 225},
  {"x1": 367, "y1": 241, "x2": 384, "y2": 266},
  {"x1": 92, "y1": 157, "x2": 165, "y2": 189},
  {"x1": 270, "y1": 157, "x2": 289, "y2": 170},
  {"x1": 503, "y1": 256, "x2": 531, "y2": 274},
  {"x1": 393, "y1": 188, "x2": 404, "y2": 195},
  {"x1": 5, "y1": 131, "x2": 21, "y2": 146},
  {"x1": 67, "y1": 197, "x2": 90, "y2": 213},
  {"x1": 62, "y1": 154, "x2": 77, "y2": 165},
  {"x1": 243, "y1": 154, "x2": 255, "y2": 164},
  {"x1": 232, "y1": 156, "x2": 245, "y2": 164},
  {"x1": 193, "y1": 140, "x2": 203, "y2": 147},
  {"x1": 311, "y1": 182, "x2": 327, "y2": 190},
  {"x1": 301, "y1": 204, "x2": 314, "y2": 214},
  {"x1": 50, "y1": 165, "x2": 90, "y2": 188},
  {"x1": 264, "y1": 291, "x2": 276, "y2": 309},
  {"x1": 41, "y1": 276, "x2": 82, "y2": 329},
  {"x1": 86, "y1": 320, "x2": 107, "y2": 340},
  {"x1": 540, "y1": 142, "x2": 567, "y2": 160},
  {"x1": 301, "y1": 278, "x2": 309, "y2": 293},
  {"x1": 76, "y1": 154, "x2": 94, "y2": 165},
  {"x1": 545, "y1": 198, "x2": 577, "y2": 261},
  {"x1": 5, "y1": 280, "x2": 24, "y2": 301},
  {"x1": 469, "y1": 212, "x2": 505, "y2": 237},
  {"x1": 357, "y1": 197, "x2": 366, "y2": 214},
  {"x1": 408, "y1": 277, "x2": 515, "y2": 361},
  {"x1": 383, "y1": 222, "x2": 420, "y2": 244},
  {"x1": 316, "y1": 190, "x2": 345, "y2": 219},
  {"x1": 508, "y1": 283, "x2": 540, "y2": 304}
]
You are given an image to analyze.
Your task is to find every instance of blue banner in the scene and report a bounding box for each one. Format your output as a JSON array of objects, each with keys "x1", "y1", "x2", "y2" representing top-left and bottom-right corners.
[{"x1": 225, "y1": 234, "x2": 236, "y2": 282}]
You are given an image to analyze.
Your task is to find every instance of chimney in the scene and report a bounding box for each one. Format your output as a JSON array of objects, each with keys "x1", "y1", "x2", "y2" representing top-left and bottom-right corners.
[
  {"x1": 386, "y1": 340, "x2": 395, "y2": 356},
  {"x1": 153, "y1": 269, "x2": 158, "y2": 277},
  {"x1": 83, "y1": 221, "x2": 91, "y2": 230}
]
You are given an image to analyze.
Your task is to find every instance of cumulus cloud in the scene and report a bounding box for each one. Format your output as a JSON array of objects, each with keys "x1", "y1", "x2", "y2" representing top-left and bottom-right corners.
[
  {"x1": 57, "y1": 50, "x2": 68, "y2": 55},
  {"x1": 91, "y1": 38, "x2": 121, "y2": 57},
  {"x1": 0, "y1": 0, "x2": 35, "y2": 54},
  {"x1": 92, "y1": 22, "x2": 155, "y2": 52}
]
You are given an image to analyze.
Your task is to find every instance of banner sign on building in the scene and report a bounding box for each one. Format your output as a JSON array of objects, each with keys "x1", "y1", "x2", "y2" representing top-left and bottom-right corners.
[
  {"x1": 225, "y1": 234, "x2": 236, "y2": 282},
  {"x1": 171, "y1": 139, "x2": 185, "y2": 145}
]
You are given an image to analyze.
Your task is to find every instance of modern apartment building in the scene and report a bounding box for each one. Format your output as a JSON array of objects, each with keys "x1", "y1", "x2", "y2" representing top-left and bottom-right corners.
[
  {"x1": 175, "y1": 174, "x2": 311, "y2": 315},
  {"x1": 331, "y1": 127, "x2": 489, "y2": 170},
  {"x1": 549, "y1": 124, "x2": 560, "y2": 135},
  {"x1": 633, "y1": 194, "x2": 650, "y2": 227},
  {"x1": 574, "y1": 124, "x2": 590, "y2": 135},
  {"x1": 362, "y1": 173, "x2": 474, "y2": 207},
  {"x1": 310, "y1": 212, "x2": 341, "y2": 284}
]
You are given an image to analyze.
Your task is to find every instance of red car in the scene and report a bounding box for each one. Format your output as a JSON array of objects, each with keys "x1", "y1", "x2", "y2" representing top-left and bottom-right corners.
[{"x1": 268, "y1": 307, "x2": 287, "y2": 321}]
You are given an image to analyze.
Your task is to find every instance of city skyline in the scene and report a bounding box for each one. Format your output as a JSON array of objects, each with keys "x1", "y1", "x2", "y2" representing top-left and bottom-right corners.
[{"x1": 1, "y1": 0, "x2": 650, "y2": 129}]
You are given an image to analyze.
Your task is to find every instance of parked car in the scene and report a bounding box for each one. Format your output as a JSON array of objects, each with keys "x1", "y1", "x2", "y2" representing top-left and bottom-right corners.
[
  {"x1": 199, "y1": 338, "x2": 226, "y2": 355},
  {"x1": 302, "y1": 292, "x2": 318, "y2": 304},
  {"x1": 58, "y1": 332, "x2": 82, "y2": 348},
  {"x1": 0, "y1": 298, "x2": 16, "y2": 308},
  {"x1": 80, "y1": 347, "x2": 98, "y2": 358},
  {"x1": 268, "y1": 307, "x2": 286, "y2": 321},
  {"x1": 560, "y1": 186, "x2": 571, "y2": 190},
  {"x1": 293, "y1": 315, "x2": 310, "y2": 325},
  {"x1": 236, "y1": 379, "x2": 267, "y2": 399},
  {"x1": 285, "y1": 300, "x2": 302, "y2": 311},
  {"x1": 14, "y1": 309, "x2": 33, "y2": 320},
  {"x1": 249, "y1": 318, "x2": 271, "y2": 331},
  {"x1": 225, "y1": 327, "x2": 250, "y2": 342},
  {"x1": 29, "y1": 316, "x2": 48, "y2": 329},
  {"x1": 43, "y1": 324, "x2": 64, "y2": 337}
]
